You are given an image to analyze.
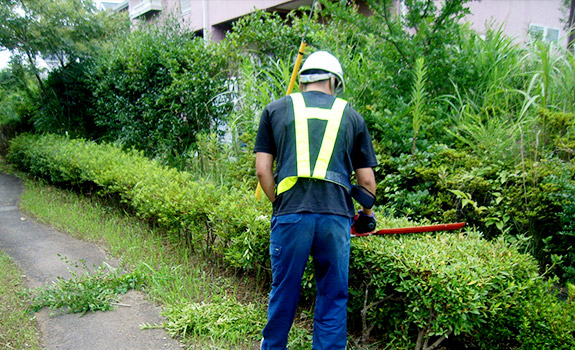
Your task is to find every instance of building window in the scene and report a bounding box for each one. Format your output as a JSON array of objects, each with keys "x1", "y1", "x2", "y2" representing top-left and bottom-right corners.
[
  {"x1": 181, "y1": 0, "x2": 191, "y2": 14},
  {"x1": 529, "y1": 24, "x2": 560, "y2": 43}
]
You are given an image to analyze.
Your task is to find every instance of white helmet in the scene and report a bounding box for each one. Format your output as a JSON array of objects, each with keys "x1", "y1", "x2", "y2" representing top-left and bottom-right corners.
[{"x1": 299, "y1": 51, "x2": 345, "y2": 93}]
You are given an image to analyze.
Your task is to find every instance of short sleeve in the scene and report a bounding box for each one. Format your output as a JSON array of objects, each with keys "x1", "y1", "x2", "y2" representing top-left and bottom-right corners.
[
  {"x1": 254, "y1": 107, "x2": 276, "y2": 156},
  {"x1": 350, "y1": 110, "x2": 378, "y2": 170}
]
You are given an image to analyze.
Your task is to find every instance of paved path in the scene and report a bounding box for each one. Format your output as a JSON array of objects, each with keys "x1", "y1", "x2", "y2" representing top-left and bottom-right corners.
[{"x1": 0, "y1": 172, "x2": 183, "y2": 350}]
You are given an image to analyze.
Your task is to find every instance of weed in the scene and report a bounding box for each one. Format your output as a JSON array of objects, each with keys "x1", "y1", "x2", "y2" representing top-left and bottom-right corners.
[{"x1": 29, "y1": 259, "x2": 144, "y2": 315}]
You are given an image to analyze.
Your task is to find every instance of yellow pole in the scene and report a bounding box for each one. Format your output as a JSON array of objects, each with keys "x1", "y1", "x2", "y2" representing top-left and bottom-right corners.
[
  {"x1": 255, "y1": 41, "x2": 308, "y2": 200},
  {"x1": 287, "y1": 41, "x2": 307, "y2": 95}
]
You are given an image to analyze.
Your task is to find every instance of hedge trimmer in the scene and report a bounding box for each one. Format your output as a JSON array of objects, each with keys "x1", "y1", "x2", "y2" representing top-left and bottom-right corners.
[{"x1": 351, "y1": 221, "x2": 466, "y2": 237}]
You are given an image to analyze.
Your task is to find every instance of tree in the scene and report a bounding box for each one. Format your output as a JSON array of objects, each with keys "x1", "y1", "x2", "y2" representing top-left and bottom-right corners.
[{"x1": 0, "y1": 0, "x2": 128, "y2": 92}]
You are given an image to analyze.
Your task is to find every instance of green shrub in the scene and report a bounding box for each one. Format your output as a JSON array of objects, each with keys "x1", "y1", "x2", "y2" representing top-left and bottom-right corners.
[
  {"x1": 348, "y1": 231, "x2": 575, "y2": 350},
  {"x1": 8, "y1": 133, "x2": 575, "y2": 349},
  {"x1": 90, "y1": 24, "x2": 231, "y2": 160},
  {"x1": 472, "y1": 277, "x2": 575, "y2": 350},
  {"x1": 6, "y1": 133, "x2": 270, "y2": 257},
  {"x1": 33, "y1": 60, "x2": 99, "y2": 139},
  {"x1": 0, "y1": 66, "x2": 35, "y2": 154}
]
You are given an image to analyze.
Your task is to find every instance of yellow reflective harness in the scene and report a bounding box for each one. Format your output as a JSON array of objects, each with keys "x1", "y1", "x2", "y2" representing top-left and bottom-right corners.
[{"x1": 276, "y1": 93, "x2": 348, "y2": 195}]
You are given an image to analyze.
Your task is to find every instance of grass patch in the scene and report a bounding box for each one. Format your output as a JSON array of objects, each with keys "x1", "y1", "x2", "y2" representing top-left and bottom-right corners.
[
  {"x1": 18, "y1": 180, "x2": 219, "y2": 305},
  {"x1": 29, "y1": 260, "x2": 144, "y2": 315},
  {"x1": 162, "y1": 296, "x2": 265, "y2": 344},
  {"x1": 16, "y1": 179, "x2": 281, "y2": 348},
  {"x1": 0, "y1": 251, "x2": 41, "y2": 350}
]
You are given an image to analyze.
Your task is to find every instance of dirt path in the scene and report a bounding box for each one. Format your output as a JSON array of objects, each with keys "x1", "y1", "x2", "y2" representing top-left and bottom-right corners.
[{"x1": 0, "y1": 172, "x2": 183, "y2": 350}]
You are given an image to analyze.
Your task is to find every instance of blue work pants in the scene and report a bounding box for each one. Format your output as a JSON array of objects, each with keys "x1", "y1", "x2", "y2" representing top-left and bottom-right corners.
[{"x1": 261, "y1": 213, "x2": 352, "y2": 350}]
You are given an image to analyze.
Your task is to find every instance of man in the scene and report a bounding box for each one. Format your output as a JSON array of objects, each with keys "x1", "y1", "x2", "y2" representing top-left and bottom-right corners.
[{"x1": 255, "y1": 51, "x2": 378, "y2": 350}]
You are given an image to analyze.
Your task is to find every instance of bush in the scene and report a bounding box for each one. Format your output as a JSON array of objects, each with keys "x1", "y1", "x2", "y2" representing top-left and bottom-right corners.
[
  {"x1": 6, "y1": 133, "x2": 270, "y2": 262},
  {"x1": 89, "y1": 24, "x2": 231, "y2": 160},
  {"x1": 349, "y1": 231, "x2": 575, "y2": 350},
  {"x1": 33, "y1": 60, "x2": 99, "y2": 139},
  {"x1": 8, "y1": 133, "x2": 575, "y2": 349},
  {"x1": 0, "y1": 66, "x2": 34, "y2": 154}
]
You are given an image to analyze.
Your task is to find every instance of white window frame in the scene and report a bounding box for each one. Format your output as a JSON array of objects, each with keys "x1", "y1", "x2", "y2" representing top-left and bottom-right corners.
[
  {"x1": 181, "y1": 0, "x2": 191, "y2": 15},
  {"x1": 529, "y1": 23, "x2": 561, "y2": 43}
]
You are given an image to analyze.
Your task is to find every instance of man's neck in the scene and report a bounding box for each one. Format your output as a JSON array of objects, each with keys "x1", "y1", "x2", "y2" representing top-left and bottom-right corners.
[{"x1": 301, "y1": 82, "x2": 332, "y2": 95}]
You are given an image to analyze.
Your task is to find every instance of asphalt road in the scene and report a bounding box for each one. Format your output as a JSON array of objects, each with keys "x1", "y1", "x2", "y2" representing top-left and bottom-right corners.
[{"x1": 0, "y1": 172, "x2": 183, "y2": 350}]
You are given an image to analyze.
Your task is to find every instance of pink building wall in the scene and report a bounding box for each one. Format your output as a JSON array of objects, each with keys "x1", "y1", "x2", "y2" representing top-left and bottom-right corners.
[
  {"x1": 184, "y1": 0, "x2": 313, "y2": 40},
  {"x1": 128, "y1": 0, "x2": 312, "y2": 39},
  {"x1": 464, "y1": 0, "x2": 567, "y2": 45},
  {"x1": 127, "y1": 0, "x2": 570, "y2": 46}
]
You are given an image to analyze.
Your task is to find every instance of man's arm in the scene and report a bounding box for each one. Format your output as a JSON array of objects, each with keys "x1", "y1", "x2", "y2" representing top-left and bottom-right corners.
[
  {"x1": 355, "y1": 167, "x2": 376, "y2": 215},
  {"x1": 256, "y1": 152, "x2": 276, "y2": 203}
]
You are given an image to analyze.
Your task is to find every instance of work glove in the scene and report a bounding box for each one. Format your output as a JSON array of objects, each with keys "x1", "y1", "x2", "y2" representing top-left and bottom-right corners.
[{"x1": 352, "y1": 209, "x2": 376, "y2": 234}]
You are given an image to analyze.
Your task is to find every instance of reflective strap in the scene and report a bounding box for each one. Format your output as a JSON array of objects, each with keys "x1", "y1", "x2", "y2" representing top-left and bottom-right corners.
[
  {"x1": 276, "y1": 176, "x2": 298, "y2": 195},
  {"x1": 292, "y1": 93, "x2": 311, "y2": 177},
  {"x1": 277, "y1": 93, "x2": 347, "y2": 195},
  {"x1": 314, "y1": 97, "x2": 347, "y2": 178}
]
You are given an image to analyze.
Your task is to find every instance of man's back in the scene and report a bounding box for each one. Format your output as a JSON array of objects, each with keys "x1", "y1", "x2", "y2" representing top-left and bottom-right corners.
[{"x1": 254, "y1": 91, "x2": 376, "y2": 217}]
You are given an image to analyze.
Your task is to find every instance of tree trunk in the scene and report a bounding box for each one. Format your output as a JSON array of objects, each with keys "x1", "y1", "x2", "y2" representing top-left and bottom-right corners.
[{"x1": 25, "y1": 50, "x2": 45, "y2": 94}]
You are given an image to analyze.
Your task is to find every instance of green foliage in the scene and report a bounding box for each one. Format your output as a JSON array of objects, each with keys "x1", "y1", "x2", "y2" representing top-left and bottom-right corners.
[
  {"x1": 227, "y1": 10, "x2": 300, "y2": 57},
  {"x1": 543, "y1": 168, "x2": 575, "y2": 282},
  {"x1": 0, "y1": 68, "x2": 28, "y2": 125},
  {"x1": 0, "y1": 0, "x2": 128, "y2": 92},
  {"x1": 316, "y1": 0, "x2": 472, "y2": 153},
  {"x1": 29, "y1": 259, "x2": 143, "y2": 315},
  {"x1": 90, "y1": 25, "x2": 231, "y2": 159},
  {"x1": 0, "y1": 63, "x2": 36, "y2": 154},
  {"x1": 409, "y1": 57, "x2": 429, "y2": 154},
  {"x1": 348, "y1": 230, "x2": 575, "y2": 350},
  {"x1": 3, "y1": 2, "x2": 575, "y2": 346},
  {"x1": 8, "y1": 134, "x2": 575, "y2": 349},
  {"x1": 220, "y1": 10, "x2": 303, "y2": 177},
  {"x1": 33, "y1": 60, "x2": 100, "y2": 138},
  {"x1": 6, "y1": 133, "x2": 271, "y2": 262},
  {"x1": 0, "y1": 0, "x2": 128, "y2": 60},
  {"x1": 162, "y1": 297, "x2": 265, "y2": 343},
  {"x1": 538, "y1": 107, "x2": 575, "y2": 159},
  {"x1": 161, "y1": 296, "x2": 312, "y2": 349},
  {"x1": 525, "y1": 41, "x2": 575, "y2": 110}
]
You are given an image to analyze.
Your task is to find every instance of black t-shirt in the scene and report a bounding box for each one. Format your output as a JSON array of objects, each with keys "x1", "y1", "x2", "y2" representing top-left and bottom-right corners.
[{"x1": 254, "y1": 91, "x2": 378, "y2": 218}]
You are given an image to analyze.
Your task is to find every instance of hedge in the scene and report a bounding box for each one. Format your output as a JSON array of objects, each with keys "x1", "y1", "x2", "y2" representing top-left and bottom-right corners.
[{"x1": 7, "y1": 134, "x2": 575, "y2": 350}]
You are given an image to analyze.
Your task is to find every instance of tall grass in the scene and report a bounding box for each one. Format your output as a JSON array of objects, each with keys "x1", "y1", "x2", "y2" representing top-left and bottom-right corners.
[
  {"x1": 444, "y1": 27, "x2": 575, "y2": 166},
  {"x1": 523, "y1": 41, "x2": 575, "y2": 111}
]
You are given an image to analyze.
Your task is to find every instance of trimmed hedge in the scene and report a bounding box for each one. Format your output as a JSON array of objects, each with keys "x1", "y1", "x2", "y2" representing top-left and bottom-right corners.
[
  {"x1": 6, "y1": 134, "x2": 271, "y2": 270},
  {"x1": 349, "y1": 233, "x2": 575, "y2": 349},
  {"x1": 7, "y1": 134, "x2": 575, "y2": 350}
]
